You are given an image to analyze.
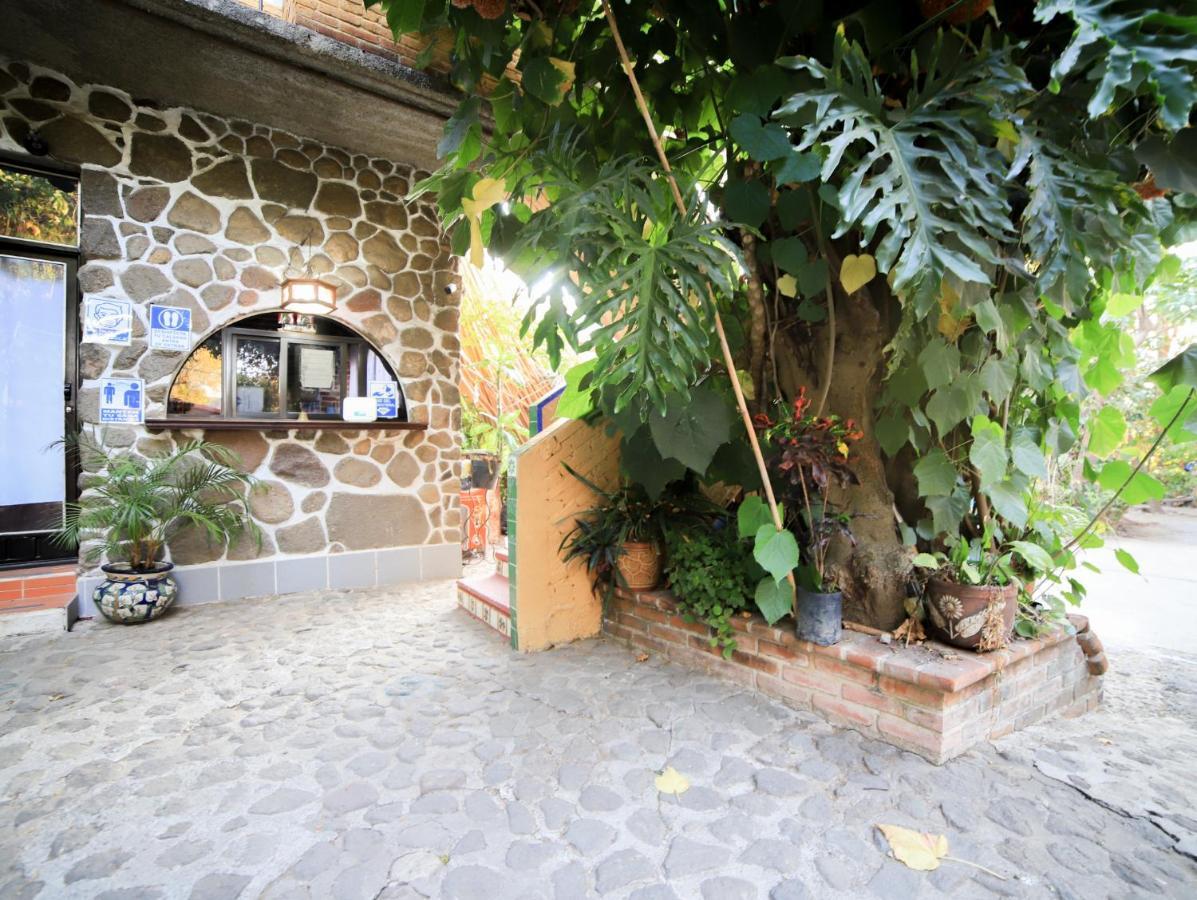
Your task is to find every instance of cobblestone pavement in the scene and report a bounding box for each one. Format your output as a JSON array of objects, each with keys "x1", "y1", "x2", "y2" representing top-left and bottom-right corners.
[{"x1": 2, "y1": 577, "x2": 1195, "y2": 900}]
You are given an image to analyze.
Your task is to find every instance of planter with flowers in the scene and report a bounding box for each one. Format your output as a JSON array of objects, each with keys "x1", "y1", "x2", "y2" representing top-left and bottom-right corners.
[{"x1": 736, "y1": 388, "x2": 862, "y2": 646}]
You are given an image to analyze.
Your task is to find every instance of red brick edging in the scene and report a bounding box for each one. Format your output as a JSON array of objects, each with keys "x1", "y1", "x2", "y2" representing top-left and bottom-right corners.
[{"x1": 604, "y1": 588, "x2": 1102, "y2": 764}]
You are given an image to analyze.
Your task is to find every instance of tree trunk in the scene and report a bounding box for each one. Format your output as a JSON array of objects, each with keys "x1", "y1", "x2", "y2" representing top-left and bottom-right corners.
[{"x1": 774, "y1": 282, "x2": 911, "y2": 631}]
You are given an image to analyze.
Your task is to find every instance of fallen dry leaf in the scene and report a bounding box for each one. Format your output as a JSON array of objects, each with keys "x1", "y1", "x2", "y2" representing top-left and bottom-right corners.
[
  {"x1": 655, "y1": 767, "x2": 690, "y2": 796},
  {"x1": 635, "y1": 653, "x2": 649, "y2": 663},
  {"x1": 876, "y1": 824, "x2": 949, "y2": 871},
  {"x1": 48, "y1": 694, "x2": 65, "y2": 702}
]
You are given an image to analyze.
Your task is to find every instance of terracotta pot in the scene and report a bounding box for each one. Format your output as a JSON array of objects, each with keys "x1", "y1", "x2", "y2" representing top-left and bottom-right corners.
[
  {"x1": 618, "y1": 541, "x2": 662, "y2": 591},
  {"x1": 924, "y1": 578, "x2": 1017, "y2": 652}
]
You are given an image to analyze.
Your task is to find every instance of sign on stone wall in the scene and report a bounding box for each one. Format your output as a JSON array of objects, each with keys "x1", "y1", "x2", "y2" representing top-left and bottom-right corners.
[
  {"x1": 370, "y1": 380, "x2": 399, "y2": 418},
  {"x1": 98, "y1": 378, "x2": 144, "y2": 424},
  {"x1": 149, "y1": 304, "x2": 192, "y2": 351},
  {"x1": 82, "y1": 298, "x2": 132, "y2": 346}
]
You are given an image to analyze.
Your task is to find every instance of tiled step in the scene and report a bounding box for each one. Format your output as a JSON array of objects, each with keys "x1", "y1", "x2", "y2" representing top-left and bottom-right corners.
[
  {"x1": 494, "y1": 544, "x2": 509, "y2": 578},
  {"x1": 0, "y1": 564, "x2": 77, "y2": 635},
  {"x1": 456, "y1": 572, "x2": 510, "y2": 640}
]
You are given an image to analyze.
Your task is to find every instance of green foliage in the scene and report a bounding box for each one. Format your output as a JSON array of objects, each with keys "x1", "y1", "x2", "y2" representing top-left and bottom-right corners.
[
  {"x1": 778, "y1": 34, "x2": 1025, "y2": 309},
  {"x1": 1036, "y1": 0, "x2": 1197, "y2": 131},
  {"x1": 56, "y1": 432, "x2": 259, "y2": 571},
  {"x1": 665, "y1": 525, "x2": 757, "y2": 657}
]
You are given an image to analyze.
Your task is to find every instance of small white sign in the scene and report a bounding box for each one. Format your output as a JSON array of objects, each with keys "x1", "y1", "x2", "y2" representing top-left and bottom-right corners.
[
  {"x1": 299, "y1": 346, "x2": 336, "y2": 390},
  {"x1": 98, "y1": 378, "x2": 144, "y2": 424},
  {"x1": 149, "y1": 304, "x2": 192, "y2": 351},
  {"x1": 82, "y1": 298, "x2": 132, "y2": 346},
  {"x1": 369, "y1": 380, "x2": 399, "y2": 419}
]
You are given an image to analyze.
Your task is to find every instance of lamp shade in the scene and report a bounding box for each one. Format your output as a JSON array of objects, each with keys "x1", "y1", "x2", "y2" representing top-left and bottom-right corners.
[{"x1": 280, "y1": 276, "x2": 337, "y2": 314}]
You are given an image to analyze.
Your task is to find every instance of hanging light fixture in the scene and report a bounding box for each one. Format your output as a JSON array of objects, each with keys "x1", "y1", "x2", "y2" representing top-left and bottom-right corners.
[{"x1": 280, "y1": 230, "x2": 337, "y2": 314}]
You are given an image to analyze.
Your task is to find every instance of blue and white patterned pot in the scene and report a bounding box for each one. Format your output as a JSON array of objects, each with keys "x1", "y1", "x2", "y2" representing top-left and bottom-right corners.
[{"x1": 94, "y1": 563, "x2": 178, "y2": 624}]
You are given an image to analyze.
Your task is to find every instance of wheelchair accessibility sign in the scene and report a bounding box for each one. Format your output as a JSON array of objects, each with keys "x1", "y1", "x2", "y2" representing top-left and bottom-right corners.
[
  {"x1": 149, "y1": 304, "x2": 192, "y2": 351},
  {"x1": 99, "y1": 378, "x2": 144, "y2": 425}
]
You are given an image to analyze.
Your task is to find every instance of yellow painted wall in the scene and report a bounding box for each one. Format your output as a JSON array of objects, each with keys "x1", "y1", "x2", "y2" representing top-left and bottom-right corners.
[{"x1": 510, "y1": 417, "x2": 621, "y2": 651}]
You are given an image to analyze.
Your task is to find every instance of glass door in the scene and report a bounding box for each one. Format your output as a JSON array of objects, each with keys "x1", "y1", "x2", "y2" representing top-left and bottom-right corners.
[{"x1": 0, "y1": 160, "x2": 79, "y2": 565}]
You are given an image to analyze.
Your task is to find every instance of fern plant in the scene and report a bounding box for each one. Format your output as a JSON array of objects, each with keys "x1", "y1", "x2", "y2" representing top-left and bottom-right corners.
[{"x1": 56, "y1": 432, "x2": 260, "y2": 571}]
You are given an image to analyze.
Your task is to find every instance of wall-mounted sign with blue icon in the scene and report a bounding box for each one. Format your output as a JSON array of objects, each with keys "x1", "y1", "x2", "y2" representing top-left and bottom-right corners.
[
  {"x1": 98, "y1": 378, "x2": 144, "y2": 424},
  {"x1": 149, "y1": 304, "x2": 192, "y2": 351},
  {"x1": 369, "y1": 380, "x2": 399, "y2": 419},
  {"x1": 82, "y1": 297, "x2": 132, "y2": 346}
]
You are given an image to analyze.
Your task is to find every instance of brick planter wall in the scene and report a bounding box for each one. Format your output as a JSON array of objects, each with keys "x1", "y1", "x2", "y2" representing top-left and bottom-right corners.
[{"x1": 604, "y1": 588, "x2": 1102, "y2": 764}]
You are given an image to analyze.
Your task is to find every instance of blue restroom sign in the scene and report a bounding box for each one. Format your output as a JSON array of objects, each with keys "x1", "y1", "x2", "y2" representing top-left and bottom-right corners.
[
  {"x1": 98, "y1": 378, "x2": 144, "y2": 425},
  {"x1": 369, "y1": 380, "x2": 399, "y2": 419},
  {"x1": 149, "y1": 304, "x2": 192, "y2": 351}
]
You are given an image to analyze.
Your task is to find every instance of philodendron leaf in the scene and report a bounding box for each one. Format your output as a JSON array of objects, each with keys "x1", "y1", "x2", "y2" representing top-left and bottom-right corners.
[
  {"x1": 1096, "y1": 460, "x2": 1166, "y2": 505},
  {"x1": 1114, "y1": 548, "x2": 1140, "y2": 574},
  {"x1": 913, "y1": 449, "x2": 958, "y2": 497},
  {"x1": 911, "y1": 553, "x2": 940, "y2": 569},
  {"x1": 648, "y1": 381, "x2": 733, "y2": 474},
  {"x1": 555, "y1": 359, "x2": 596, "y2": 420},
  {"x1": 1008, "y1": 540, "x2": 1054, "y2": 574},
  {"x1": 729, "y1": 113, "x2": 793, "y2": 161},
  {"x1": 620, "y1": 427, "x2": 686, "y2": 501},
  {"x1": 1010, "y1": 428, "x2": 1047, "y2": 479},
  {"x1": 1149, "y1": 344, "x2": 1197, "y2": 393},
  {"x1": 987, "y1": 477, "x2": 1029, "y2": 529},
  {"x1": 724, "y1": 179, "x2": 771, "y2": 229},
  {"x1": 1087, "y1": 405, "x2": 1127, "y2": 457},
  {"x1": 969, "y1": 415, "x2": 1008, "y2": 488},
  {"x1": 737, "y1": 495, "x2": 773, "y2": 539},
  {"x1": 754, "y1": 523, "x2": 799, "y2": 583},
  {"x1": 754, "y1": 576, "x2": 794, "y2": 626}
]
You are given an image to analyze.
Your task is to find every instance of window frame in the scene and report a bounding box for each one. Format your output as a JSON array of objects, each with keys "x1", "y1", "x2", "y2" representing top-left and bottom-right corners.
[{"x1": 168, "y1": 315, "x2": 404, "y2": 422}]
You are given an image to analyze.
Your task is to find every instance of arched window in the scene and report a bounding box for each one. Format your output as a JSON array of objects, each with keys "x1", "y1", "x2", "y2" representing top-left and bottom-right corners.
[{"x1": 168, "y1": 312, "x2": 405, "y2": 422}]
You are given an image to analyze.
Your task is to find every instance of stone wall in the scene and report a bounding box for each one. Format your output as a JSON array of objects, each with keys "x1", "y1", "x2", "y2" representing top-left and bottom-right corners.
[
  {"x1": 605, "y1": 587, "x2": 1103, "y2": 764},
  {"x1": 0, "y1": 55, "x2": 464, "y2": 604}
]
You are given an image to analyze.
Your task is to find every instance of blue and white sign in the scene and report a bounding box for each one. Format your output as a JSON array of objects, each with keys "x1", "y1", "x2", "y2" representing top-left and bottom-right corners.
[
  {"x1": 369, "y1": 380, "x2": 399, "y2": 419},
  {"x1": 149, "y1": 304, "x2": 192, "y2": 351},
  {"x1": 99, "y1": 378, "x2": 144, "y2": 425},
  {"x1": 82, "y1": 298, "x2": 132, "y2": 346}
]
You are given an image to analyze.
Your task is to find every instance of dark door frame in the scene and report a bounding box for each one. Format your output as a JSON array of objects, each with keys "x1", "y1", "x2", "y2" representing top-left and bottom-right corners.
[{"x1": 0, "y1": 153, "x2": 81, "y2": 568}]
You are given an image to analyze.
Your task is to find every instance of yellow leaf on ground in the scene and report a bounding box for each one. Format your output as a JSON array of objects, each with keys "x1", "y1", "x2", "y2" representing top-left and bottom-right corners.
[
  {"x1": 655, "y1": 767, "x2": 690, "y2": 795},
  {"x1": 777, "y1": 274, "x2": 798, "y2": 298},
  {"x1": 840, "y1": 254, "x2": 876, "y2": 294},
  {"x1": 876, "y1": 824, "x2": 949, "y2": 871},
  {"x1": 460, "y1": 177, "x2": 507, "y2": 268}
]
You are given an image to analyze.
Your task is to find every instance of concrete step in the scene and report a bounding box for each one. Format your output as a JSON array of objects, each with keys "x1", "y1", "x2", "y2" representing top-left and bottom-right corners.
[
  {"x1": 456, "y1": 572, "x2": 510, "y2": 641},
  {"x1": 494, "y1": 545, "x2": 509, "y2": 578}
]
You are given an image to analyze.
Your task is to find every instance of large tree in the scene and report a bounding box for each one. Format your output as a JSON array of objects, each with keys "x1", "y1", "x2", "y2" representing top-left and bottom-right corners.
[{"x1": 374, "y1": 0, "x2": 1197, "y2": 628}]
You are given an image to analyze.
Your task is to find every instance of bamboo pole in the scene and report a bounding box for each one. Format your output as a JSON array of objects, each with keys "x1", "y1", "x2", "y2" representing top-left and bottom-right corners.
[{"x1": 601, "y1": 1, "x2": 792, "y2": 577}]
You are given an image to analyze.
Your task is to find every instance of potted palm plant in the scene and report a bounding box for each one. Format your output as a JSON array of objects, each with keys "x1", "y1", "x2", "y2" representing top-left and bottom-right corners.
[{"x1": 56, "y1": 433, "x2": 260, "y2": 624}]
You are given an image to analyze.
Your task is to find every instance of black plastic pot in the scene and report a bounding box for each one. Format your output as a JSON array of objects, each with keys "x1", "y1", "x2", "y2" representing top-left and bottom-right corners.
[
  {"x1": 796, "y1": 587, "x2": 842, "y2": 646},
  {"x1": 467, "y1": 452, "x2": 500, "y2": 490}
]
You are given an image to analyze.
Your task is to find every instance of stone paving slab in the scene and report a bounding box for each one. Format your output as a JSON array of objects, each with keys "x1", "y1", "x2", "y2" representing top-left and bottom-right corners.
[{"x1": 1, "y1": 576, "x2": 1195, "y2": 899}]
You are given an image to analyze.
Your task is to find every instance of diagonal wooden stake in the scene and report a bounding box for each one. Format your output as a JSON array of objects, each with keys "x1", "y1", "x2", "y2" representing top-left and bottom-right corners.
[{"x1": 601, "y1": 0, "x2": 792, "y2": 586}]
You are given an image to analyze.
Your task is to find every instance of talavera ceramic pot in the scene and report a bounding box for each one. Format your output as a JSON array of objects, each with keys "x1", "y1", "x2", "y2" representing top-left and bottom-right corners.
[{"x1": 94, "y1": 562, "x2": 178, "y2": 624}]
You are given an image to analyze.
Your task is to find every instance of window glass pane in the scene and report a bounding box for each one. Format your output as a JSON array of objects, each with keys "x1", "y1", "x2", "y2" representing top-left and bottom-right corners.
[
  {"x1": 0, "y1": 167, "x2": 78, "y2": 246},
  {"x1": 286, "y1": 343, "x2": 343, "y2": 418},
  {"x1": 234, "y1": 338, "x2": 280, "y2": 415},
  {"x1": 168, "y1": 335, "x2": 222, "y2": 416}
]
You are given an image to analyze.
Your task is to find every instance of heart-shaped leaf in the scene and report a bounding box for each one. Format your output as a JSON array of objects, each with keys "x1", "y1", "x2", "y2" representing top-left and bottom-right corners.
[{"x1": 840, "y1": 253, "x2": 876, "y2": 294}]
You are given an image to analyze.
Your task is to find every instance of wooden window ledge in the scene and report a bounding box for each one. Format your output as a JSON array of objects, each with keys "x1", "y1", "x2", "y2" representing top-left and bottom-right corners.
[{"x1": 145, "y1": 418, "x2": 427, "y2": 432}]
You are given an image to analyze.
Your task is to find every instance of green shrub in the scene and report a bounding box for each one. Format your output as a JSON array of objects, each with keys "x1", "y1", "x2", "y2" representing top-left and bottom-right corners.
[{"x1": 665, "y1": 524, "x2": 757, "y2": 657}]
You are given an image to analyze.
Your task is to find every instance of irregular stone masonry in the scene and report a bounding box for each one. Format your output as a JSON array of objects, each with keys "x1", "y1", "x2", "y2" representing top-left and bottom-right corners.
[
  {"x1": 0, "y1": 55, "x2": 463, "y2": 571},
  {"x1": 605, "y1": 588, "x2": 1103, "y2": 764}
]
